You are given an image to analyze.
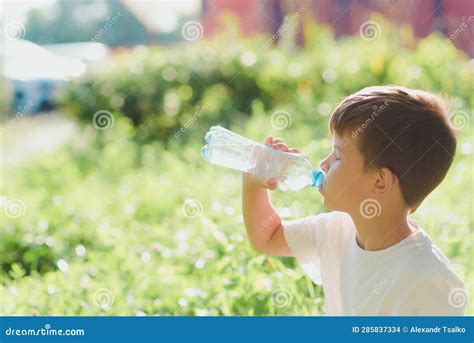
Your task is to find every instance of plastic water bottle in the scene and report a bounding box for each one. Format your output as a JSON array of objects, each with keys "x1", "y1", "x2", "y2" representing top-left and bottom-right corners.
[{"x1": 200, "y1": 126, "x2": 324, "y2": 191}]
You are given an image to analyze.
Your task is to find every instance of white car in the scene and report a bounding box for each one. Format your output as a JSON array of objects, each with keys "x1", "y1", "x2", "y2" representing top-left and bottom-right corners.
[{"x1": 3, "y1": 39, "x2": 87, "y2": 114}]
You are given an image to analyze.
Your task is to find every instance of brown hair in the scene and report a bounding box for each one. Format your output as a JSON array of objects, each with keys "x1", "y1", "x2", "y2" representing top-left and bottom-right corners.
[{"x1": 329, "y1": 85, "x2": 457, "y2": 212}]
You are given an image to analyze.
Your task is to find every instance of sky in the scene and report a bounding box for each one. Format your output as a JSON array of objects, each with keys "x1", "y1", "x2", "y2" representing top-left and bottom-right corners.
[
  {"x1": 1, "y1": 0, "x2": 202, "y2": 33},
  {"x1": 1, "y1": 0, "x2": 56, "y2": 22}
]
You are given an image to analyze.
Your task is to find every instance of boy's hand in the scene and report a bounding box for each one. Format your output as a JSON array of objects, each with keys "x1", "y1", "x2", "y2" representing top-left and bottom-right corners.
[{"x1": 242, "y1": 136, "x2": 301, "y2": 191}]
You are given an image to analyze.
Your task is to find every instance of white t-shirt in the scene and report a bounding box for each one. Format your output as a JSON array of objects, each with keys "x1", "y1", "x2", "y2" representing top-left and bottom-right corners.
[{"x1": 282, "y1": 211, "x2": 468, "y2": 316}]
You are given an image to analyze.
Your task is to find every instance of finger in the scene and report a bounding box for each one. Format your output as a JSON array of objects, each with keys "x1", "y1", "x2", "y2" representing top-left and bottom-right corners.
[
  {"x1": 272, "y1": 143, "x2": 289, "y2": 151},
  {"x1": 264, "y1": 136, "x2": 273, "y2": 146},
  {"x1": 288, "y1": 148, "x2": 301, "y2": 154},
  {"x1": 272, "y1": 138, "x2": 284, "y2": 144},
  {"x1": 266, "y1": 178, "x2": 278, "y2": 190}
]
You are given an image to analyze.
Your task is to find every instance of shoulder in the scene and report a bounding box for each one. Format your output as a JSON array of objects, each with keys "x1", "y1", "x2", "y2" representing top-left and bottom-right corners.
[
  {"x1": 282, "y1": 211, "x2": 353, "y2": 248},
  {"x1": 282, "y1": 210, "x2": 345, "y2": 233},
  {"x1": 397, "y1": 268, "x2": 468, "y2": 315},
  {"x1": 320, "y1": 211, "x2": 355, "y2": 242},
  {"x1": 408, "y1": 231, "x2": 465, "y2": 285},
  {"x1": 395, "y1": 232, "x2": 468, "y2": 315}
]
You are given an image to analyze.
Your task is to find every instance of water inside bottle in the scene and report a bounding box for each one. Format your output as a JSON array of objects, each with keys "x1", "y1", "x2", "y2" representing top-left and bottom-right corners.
[
  {"x1": 201, "y1": 126, "x2": 325, "y2": 191},
  {"x1": 282, "y1": 173, "x2": 312, "y2": 191},
  {"x1": 201, "y1": 143, "x2": 256, "y2": 172}
]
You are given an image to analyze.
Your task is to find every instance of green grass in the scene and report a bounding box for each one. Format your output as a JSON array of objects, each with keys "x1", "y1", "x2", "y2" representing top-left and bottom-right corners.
[{"x1": 1, "y1": 112, "x2": 472, "y2": 315}]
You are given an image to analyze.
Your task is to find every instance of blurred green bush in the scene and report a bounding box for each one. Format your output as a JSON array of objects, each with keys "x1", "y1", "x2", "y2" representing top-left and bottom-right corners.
[
  {"x1": 1, "y1": 112, "x2": 472, "y2": 315},
  {"x1": 56, "y1": 16, "x2": 473, "y2": 144},
  {"x1": 0, "y1": 77, "x2": 12, "y2": 120}
]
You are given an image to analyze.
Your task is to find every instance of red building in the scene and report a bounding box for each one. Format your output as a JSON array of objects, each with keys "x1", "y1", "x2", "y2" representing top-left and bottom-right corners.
[{"x1": 201, "y1": 0, "x2": 473, "y2": 56}]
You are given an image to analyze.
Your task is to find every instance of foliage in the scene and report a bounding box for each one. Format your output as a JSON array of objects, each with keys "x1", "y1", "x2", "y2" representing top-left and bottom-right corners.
[
  {"x1": 1, "y1": 112, "x2": 472, "y2": 315},
  {"x1": 56, "y1": 16, "x2": 473, "y2": 144}
]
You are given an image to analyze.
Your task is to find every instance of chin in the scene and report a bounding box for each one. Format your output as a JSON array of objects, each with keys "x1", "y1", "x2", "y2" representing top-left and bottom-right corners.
[
  {"x1": 321, "y1": 195, "x2": 343, "y2": 212},
  {"x1": 321, "y1": 197, "x2": 333, "y2": 211}
]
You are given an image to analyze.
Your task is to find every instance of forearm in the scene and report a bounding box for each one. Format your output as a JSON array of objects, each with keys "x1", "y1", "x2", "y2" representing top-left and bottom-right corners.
[{"x1": 242, "y1": 174, "x2": 281, "y2": 251}]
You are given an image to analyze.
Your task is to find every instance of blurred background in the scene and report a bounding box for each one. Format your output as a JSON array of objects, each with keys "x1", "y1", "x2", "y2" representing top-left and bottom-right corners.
[{"x1": 0, "y1": 0, "x2": 472, "y2": 315}]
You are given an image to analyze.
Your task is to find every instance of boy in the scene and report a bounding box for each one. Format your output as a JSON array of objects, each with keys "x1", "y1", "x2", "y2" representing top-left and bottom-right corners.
[{"x1": 242, "y1": 85, "x2": 468, "y2": 315}]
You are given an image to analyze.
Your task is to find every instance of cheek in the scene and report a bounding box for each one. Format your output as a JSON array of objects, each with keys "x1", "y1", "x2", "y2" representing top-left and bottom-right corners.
[
  {"x1": 324, "y1": 162, "x2": 346, "y2": 187},
  {"x1": 325, "y1": 162, "x2": 363, "y2": 193},
  {"x1": 322, "y1": 165, "x2": 367, "y2": 211}
]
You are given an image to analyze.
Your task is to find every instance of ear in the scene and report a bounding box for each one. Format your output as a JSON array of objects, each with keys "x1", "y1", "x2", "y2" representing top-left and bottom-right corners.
[{"x1": 373, "y1": 167, "x2": 397, "y2": 196}]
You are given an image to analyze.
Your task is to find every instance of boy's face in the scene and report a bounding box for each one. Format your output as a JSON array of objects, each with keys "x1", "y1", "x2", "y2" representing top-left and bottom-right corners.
[{"x1": 318, "y1": 131, "x2": 375, "y2": 213}]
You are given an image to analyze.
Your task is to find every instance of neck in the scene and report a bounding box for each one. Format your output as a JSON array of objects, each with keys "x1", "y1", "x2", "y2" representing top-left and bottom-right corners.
[{"x1": 351, "y1": 209, "x2": 416, "y2": 251}]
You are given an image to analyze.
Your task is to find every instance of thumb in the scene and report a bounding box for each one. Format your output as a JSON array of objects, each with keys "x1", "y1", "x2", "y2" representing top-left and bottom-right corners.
[{"x1": 265, "y1": 178, "x2": 278, "y2": 191}]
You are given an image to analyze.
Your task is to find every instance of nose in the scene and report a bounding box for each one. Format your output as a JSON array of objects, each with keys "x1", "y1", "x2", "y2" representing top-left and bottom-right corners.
[{"x1": 319, "y1": 157, "x2": 330, "y2": 174}]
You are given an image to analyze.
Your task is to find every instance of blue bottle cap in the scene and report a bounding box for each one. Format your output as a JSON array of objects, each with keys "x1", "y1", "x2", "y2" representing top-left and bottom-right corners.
[
  {"x1": 311, "y1": 170, "x2": 325, "y2": 189},
  {"x1": 201, "y1": 145, "x2": 211, "y2": 160}
]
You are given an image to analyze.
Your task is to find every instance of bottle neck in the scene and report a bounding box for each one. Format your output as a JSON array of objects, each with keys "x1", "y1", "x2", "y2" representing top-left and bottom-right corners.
[{"x1": 311, "y1": 170, "x2": 325, "y2": 189}]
